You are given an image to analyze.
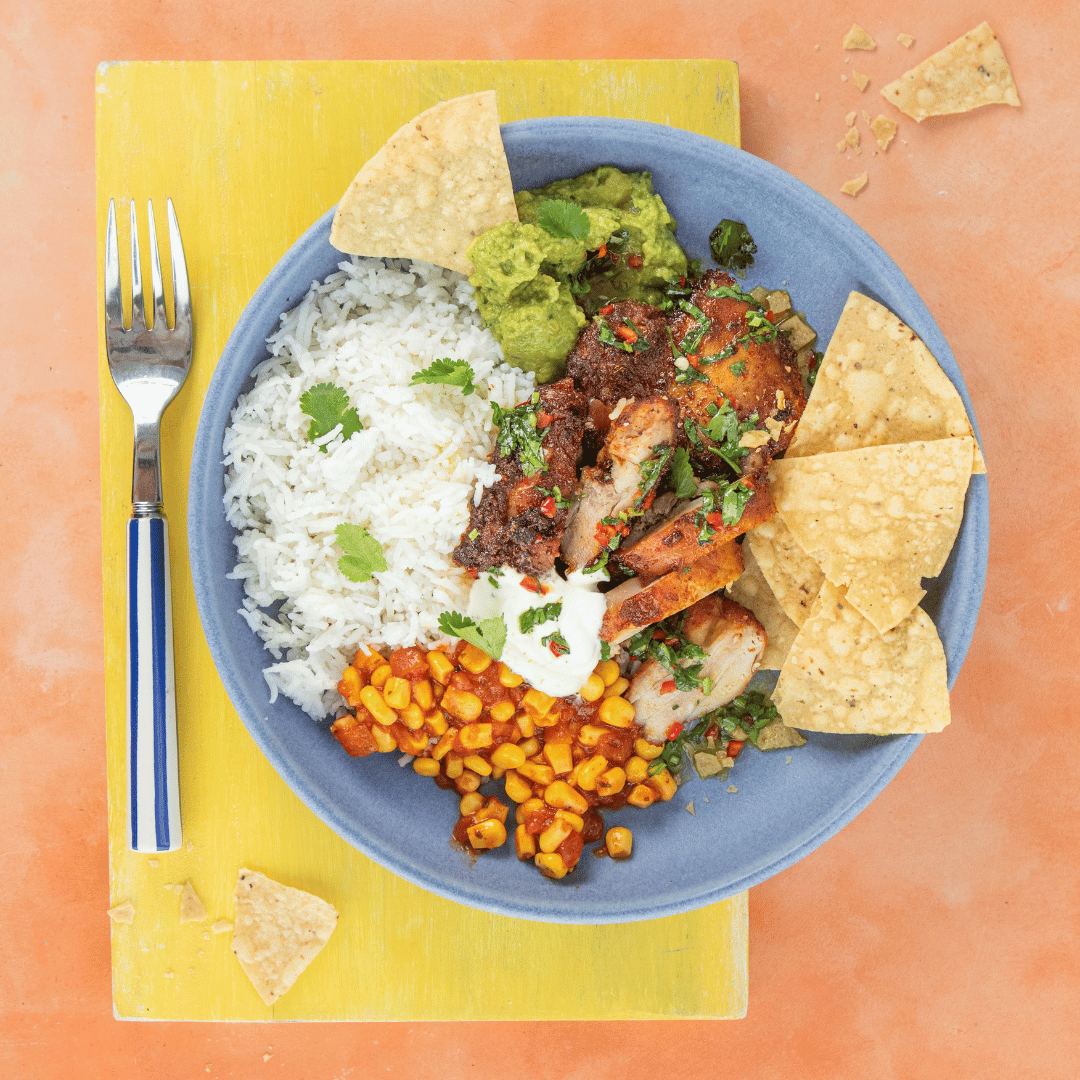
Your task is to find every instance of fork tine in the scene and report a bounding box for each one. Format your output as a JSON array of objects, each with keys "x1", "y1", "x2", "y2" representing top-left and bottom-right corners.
[
  {"x1": 104, "y1": 199, "x2": 124, "y2": 331},
  {"x1": 166, "y1": 199, "x2": 192, "y2": 335},
  {"x1": 146, "y1": 200, "x2": 168, "y2": 331},
  {"x1": 128, "y1": 201, "x2": 146, "y2": 331}
]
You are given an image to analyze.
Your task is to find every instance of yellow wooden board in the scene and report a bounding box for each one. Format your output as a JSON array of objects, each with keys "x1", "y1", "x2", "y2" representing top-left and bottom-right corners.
[{"x1": 96, "y1": 59, "x2": 746, "y2": 1022}]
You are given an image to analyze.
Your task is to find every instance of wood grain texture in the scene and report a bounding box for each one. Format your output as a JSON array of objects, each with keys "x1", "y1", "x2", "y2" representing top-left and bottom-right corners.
[{"x1": 96, "y1": 59, "x2": 745, "y2": 1021}]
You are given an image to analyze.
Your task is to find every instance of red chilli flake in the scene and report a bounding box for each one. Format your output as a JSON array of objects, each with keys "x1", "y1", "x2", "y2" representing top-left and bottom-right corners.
[
  {"x1": 727, "y1": 741, "x2": 744, "y2": 759},
  {"x1": 465, "y1": 567, "x2": 479, "y2": 579},
  {"x1": 765, "y1": 310, "x2": 777, "y2": 323},
  {"x1": 628, "y1": 254, "x2": 644, "y2": 269},
  {"x1": 536, "y1": 411, "x2": 554, "y2": 430},
  {"x1": 598, "y1": 303, "x2": 615, "y2": 316},
  {"x1": 520, "y1": 576, "x2": 542, "y2": 594},
  {"x1": 615, "y1": 324, "x2": 638, "y2": 344},
  {"x1": 597, "y1": 243, "x2": 608, "y2": 259},
  {"x1": 548, "y1": 639, "x2": 569, "y2": 658},
  {"x1": 661, "y1": 681, "x2": 677, "y2": 697},
  {"x1": 539, "y1": 496, "x2": 557, "y2": 518},
  {"x1": 666, "y1": 720, "x2": 683, "y2": 738}
]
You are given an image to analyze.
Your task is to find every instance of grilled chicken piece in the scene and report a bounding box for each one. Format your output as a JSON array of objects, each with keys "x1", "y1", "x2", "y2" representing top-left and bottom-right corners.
[
  {"x1": 560, "y1": 397, "x2": 676, "y2": 572},
  {"x1": 627, "y1": 595, "x2": 766, "y2": 743},
  {"x1": 668, "y1": 270, "x2": 806, "y2": 478},
  {"x1": 566, "y1": 299, "x2": 675, "y2": 412},
  {"x1": 616, "y1": 484, "x2": 776, "y2": 582},
  {"x1": 453, "y1": 378, "x2": 586, "y2": 576},
  {"x1": 599, "y1": 541, "x2": 744, "y2": 644}
]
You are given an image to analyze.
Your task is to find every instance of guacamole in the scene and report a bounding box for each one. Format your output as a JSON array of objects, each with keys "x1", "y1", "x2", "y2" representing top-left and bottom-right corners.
[{"x1": 466, "y1": 166, "x2": 688, "y2": 382}]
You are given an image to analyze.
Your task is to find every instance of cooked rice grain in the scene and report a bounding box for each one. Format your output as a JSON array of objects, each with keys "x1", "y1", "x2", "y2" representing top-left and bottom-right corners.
[{"x1": 223, "y1": 258, "x2": 534, "y2": 717}]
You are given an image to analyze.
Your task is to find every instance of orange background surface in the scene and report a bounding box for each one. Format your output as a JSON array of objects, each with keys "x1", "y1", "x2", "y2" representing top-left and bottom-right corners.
[{"x1": 2, "y1": 0, "x2": 1077, "y2": 1076}]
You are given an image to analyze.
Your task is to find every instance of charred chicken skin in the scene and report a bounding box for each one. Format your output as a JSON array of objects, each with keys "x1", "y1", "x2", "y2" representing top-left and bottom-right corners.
[
  {"x1": 452, "y1": 377, "x2": 586, "y2": 576},
  {"x1": 668, "y1": 270, "x2": 806, "y2": 478}
]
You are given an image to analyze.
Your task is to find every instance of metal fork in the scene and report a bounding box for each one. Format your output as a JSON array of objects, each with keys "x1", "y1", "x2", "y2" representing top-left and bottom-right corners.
[{"x1": 104, "y1": 198, "x2": 192, "y2": 852}]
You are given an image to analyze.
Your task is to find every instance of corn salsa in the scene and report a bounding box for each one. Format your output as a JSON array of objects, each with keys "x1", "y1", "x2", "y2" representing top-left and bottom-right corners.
[{"x1": 331, "y1": 640, "x2": 674, "y2": 879}]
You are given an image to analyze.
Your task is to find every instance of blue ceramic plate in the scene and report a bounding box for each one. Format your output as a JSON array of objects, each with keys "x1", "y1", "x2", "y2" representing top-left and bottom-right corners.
[{"x1": 189, "y1": 118, "x2": 988, "y2": 924}]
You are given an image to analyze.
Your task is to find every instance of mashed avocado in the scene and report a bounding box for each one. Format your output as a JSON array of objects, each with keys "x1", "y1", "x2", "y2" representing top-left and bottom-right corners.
[{"x1": 466, "y1": 166, "x2": 688, "y2": 382}]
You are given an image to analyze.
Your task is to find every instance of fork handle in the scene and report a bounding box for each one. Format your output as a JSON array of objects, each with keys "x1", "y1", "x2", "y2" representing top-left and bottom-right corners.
[{"x1": 126, "y1": 513, "x2": 182, "y2": 852}]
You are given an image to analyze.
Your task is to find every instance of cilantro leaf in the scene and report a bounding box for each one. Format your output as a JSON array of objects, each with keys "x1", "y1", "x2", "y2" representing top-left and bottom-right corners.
[
  {"x1": 438, "y1": 611, "x2": 507, "y2": 660},
  {"x1": 300, "y1": 382, "x2": 363, "y2": 451},
  {"x1": 536, "y1": 199, "x2": 590, "y2": 242},
  {"x1": 334, "y1": 523, "x2": 387, "y2": 583},
  {"x1": 491, "y1": 393, "x2": 548, "y2": 477},
  {"x1": 410, "y1": 358, "x2": 477, "y2": 396},
  {"x1": 708, "y1": 219, "x2": 757, "y2": 278},
  {"x1": 670, "y1": 447, "x2": 698, "y2": 499},
  {"x1": 519, "y1": 601, "x2": 562, "y2": 635}
]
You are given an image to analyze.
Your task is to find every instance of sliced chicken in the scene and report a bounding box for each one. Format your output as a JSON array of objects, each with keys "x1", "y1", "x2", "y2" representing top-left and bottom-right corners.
[
  {"x1": 560, "y1": 397, "x2": 676, "y2": 572},
  {"x1": 626, "y1": 595, "x2": 766, "y2": 743},
  {"x1": 616, "y1": 484, "x2": 775, "y2": 582},
  {"x1": 599, "y1": 540, "x2": 744, "y2": 644},
  {"x1": 667, "y1": 269, "x2": 807, "y2": 479}
]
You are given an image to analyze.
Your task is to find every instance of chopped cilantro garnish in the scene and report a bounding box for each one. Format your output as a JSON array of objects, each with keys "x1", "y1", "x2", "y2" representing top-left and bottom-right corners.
[
  {"x1": 536, "y1": 199, "x2": 591, "y2": 241},
  {"x1": 634, "y1": 445, "x2": 673, "y2": 510},
  {"x1": 535, "y1": 484, "x2": 575, "y2": 510},
  {"x1": 300, "y1": 382, "x2": 363, "y2": 451},
  {"x1": 705, "y1": 284, "x2": 761, "y2": 306},
  {"x1": 410, "y1": 358, "x2": 477, "y2": 395},
  {"x1": 709, "y1": 219, "x2": 757, "y2": 278},
  {"x1": 650, "y1": 690, "x2": 781, "y2": 777},
  {"x1": 670, "y1": 447, "x2": 698, "y2": 499},
  {"x1": 694, "y1": 476, "x2": 756, "y2": 538},
  {"x1": 699, "y1": 403, "x2": 760, "y2": 472},
  {"x1": 600, "y1": 640, "x2": 611, "y2": 663},
  {"x1": 518, "y1": 601, "x2": 562, "y2": 635},
  {"x1": 598, "y1": 317, "x2": 649, "y2": 354},
  {"x1": 491, "y1": 393, "x2": 548, "y2": 477},
  {"x1": 541, "y1": 630, "x2": 571, "y2": 656},
  {"x1": 626, "y1": 615, "x2": 709, "y2": 695},
  {"x1": 334, "y1": 523, "x2": 387, "y2": 583},
  {"x1": 730, "y1": 360, "x2": 746, "y2": 377},
  {"x1": 438, "y1": 611, "x2": 507, "y2": 660}
]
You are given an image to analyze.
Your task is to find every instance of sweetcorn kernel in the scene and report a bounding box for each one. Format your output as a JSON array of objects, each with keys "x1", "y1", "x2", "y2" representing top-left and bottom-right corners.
[
  {"x1": 598, "y1": 696, "x2": 636, "y2": 728},
  {"x1": 369, "y1": 664, "x2": 392, "y2": 689},
  {"x1": 412, "y1": 679, "x2": 434, "y2": 711},
  {"x1": 595, "y1": 659, "x2": 621, "y2": 687},
  {"x1": 489, "y1": 700, "x2": 516, "y2": 723},
  {"x1": 412, "y1": 758, "x2": 441, "y2": 777},
  {"x1": 441, "y1": 687, "x2": 483, "y2": 723},
  {"x1": 602, "y1": 676, "x2": 630, "y2": 699},
  {"x1": 544, "y1": 781, "x2": 589, "y2": 815},
  {"x1": 523, "y1": 688, "x2": 556, "y2": 716},
  {"x1": 596, "y1": 766, "x2": 627, "y2": 798},
  {"x1": 535, "y1": 852, "x2": 569, "y2": 879},
  {"x1": 382, "y1": 676, "x2": 411, "y2": 710},
  {"x1": 625, "y1": 756, "x2": 649, "y2": 784},
  {"x1": 458, "y1": 642, "x2": 493, "y2": 674},
  {"x1": 491, "y1": 743, "x2": 527, "y2": 770},
  {"x1": 503, "y1": 770, "x2": 533, "y2": 803},
  {"x1": 459, "y1": 792, "x2": 485, "y2": 816},
  {"x1": 426, "y1": 649, "x2": 455, "y2": 685},
  {"x1": 626, "y1": 783, "x2": 656, "y2": 808},
  {"x1": 467, "y1": 818, "x2": 507, "y2": 849},
  {"x1": 634, "y1": 738, "x2": 664, "y2": 761},
  {"x1": 497, "y1": 662, "x2": 524, "y2": 688},
  {"x1": 463, "y1": 754, "x2": 493, "y2": 777},
  {"x1": 606, "y1": 826, "x2": 633, "y2": 859},
  {"x1": 579, "y1": 673, "x2": 605, "y2": 702},
  {"x1": 514, "y1": 824, "x2": 537, "y2": 860},
  {"x1": 359, "y1": 685, "x2": 397, "y2": 726}
]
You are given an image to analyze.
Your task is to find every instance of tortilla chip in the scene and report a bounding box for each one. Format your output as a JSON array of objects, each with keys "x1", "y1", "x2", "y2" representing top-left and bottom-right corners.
[
  {"x1": 774, "y1": 581, "x2": 950, "y2": 734},
  {"x1": 725, "y1": 540, "x2": 799, "y2": 669},
  {"x1": 786, "y1": 292, "x2": 986, "y2": 472},
  {"x1": 770, "y1": 438, "x2": 973, "y2": 633},
  {"x1": 744, "y1": 516, "x2": 824, "y2": 628},
  {"x1": 853, "y1": 72, "x2": 870, "y2": 92},
  {"x1": 880, "y1": 22, "x2": 1020, "y2": 122},
  {"x1": 179, "y1": 881, "x2": 207, "y2": 923},
  {"x1": 329, "y1": 91, "x2": 518, "y2": 275},
  {"x1": 231, "y1": 869, "x2": 338, "y2": 1006},
  {"x1": 843, "y1": 24, "x2": 876, "y2": 50},
  {"x1": 898, "y1": 33, "x2": 915, "y2": 49}
]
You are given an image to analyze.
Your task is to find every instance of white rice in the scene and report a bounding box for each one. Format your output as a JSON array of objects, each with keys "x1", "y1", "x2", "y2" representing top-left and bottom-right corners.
[{"x1": 222, "y1": 257, "x2": 535, "y2": 718}]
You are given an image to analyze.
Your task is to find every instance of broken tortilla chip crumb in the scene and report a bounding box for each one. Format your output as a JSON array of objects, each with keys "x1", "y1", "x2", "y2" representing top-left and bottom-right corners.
[
  {"x1": 108, "y1": 900, "x2": 136, "y2": 924},
  {"x1": 843, "y1": 24, "x2": 876, "y2": 50},
  {"x1": 898, "y1": 33, "x2": 915, "y2": 48},
  {"x1": 212, "y1": 919, "x2": 233, "y2": 935},
  {"x1": 870, "y1": 114, "x2": 898, "y2": 150},
  {"x1": 180, "y1": 881, "x2": 208, "y2": 923},
  {"x1": 845, "y1": 110, "x2": 857, "y2": 126},
  {"x1": 853, "y1": 72, "x2": 870, "y2": 91},
  {"x1": 841, "y1": 172, "x2": 868, "y2": 196},
  {"x1": 880, "y1": 21, "x2": 1020, "y2": 122}
]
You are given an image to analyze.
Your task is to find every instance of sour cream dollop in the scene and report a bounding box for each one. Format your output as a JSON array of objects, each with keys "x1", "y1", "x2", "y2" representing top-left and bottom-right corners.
[{"x1": 467, "y1": 567, "x2": 607, "y2": 698}]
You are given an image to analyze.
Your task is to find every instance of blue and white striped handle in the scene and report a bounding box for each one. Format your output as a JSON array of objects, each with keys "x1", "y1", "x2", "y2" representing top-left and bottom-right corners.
[{"x1": 126, "y1": 515, "x2": 182, "y2": 851}]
